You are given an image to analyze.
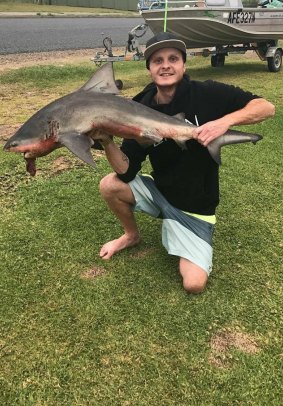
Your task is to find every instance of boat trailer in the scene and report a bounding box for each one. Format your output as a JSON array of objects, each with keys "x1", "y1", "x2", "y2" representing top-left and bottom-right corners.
[
  {"x1": 91, "y1": 23, "x2": 282, "y2": 72},
  {"x1": 90, "y1": 24, "x2": 148, "y2": 66},
  {"x1": 197, "y1": 40, "x2": 283, "y2": 72}
]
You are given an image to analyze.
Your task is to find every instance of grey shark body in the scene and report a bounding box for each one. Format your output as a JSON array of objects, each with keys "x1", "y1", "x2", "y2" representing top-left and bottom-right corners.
[{"x1": 3, "y1": 63, "x2": 262, "y2": 175}]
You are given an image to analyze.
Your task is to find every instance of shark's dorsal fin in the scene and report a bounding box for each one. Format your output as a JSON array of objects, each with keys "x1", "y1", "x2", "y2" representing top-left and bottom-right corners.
[{"x1": 79, "y1": 62, "x2": 120, "y2": 94}]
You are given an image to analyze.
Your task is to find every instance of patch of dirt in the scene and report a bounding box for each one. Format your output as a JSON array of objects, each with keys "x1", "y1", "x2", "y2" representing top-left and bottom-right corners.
[
  {"x1": 81, "y1": 266, "x2": 107, "y2": 279},
  {"x1": 130, "y1": 247, "x2": 156, "y2": 259},
  {"x1": 52, "y1": 156, "x2": 75, "y2": 174},
  {"x1": 0, "y1": 124, "x2": 21, "y2": 142},
  {"x1": 209, "y1": 327, "x2": 260, "y2": 368},
  {"x1": 50, "y1": 150, "x2": 106, "y2": 174},
  {"x1": 0, "y1": 47, "x2": 125, "y2": 72}
]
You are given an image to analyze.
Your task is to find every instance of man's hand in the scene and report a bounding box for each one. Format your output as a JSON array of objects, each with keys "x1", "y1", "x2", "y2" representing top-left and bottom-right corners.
[
  {"x1": 92, "y1": 131, "x2": 114, "y2": 150},
  {"x1": 192, "y1": 119, "x2": 231, "y2": 147}
]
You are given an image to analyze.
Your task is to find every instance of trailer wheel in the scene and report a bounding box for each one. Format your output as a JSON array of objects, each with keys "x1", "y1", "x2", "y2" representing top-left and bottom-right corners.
[
  {"x1": 115, "y1": 79, "x2": 123, "y2": 90},
  {"x1": 267, "y1": 49, "x2": 282, "y2": 72},
  {"x1": 211, "y1": 54, "x2": 225, "y2": 67}
]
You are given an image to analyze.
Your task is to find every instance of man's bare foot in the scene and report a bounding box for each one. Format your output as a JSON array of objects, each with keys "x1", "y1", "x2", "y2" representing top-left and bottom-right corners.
[{"x1": 99, "y1": 233, "x2": 140, "y2": 260}]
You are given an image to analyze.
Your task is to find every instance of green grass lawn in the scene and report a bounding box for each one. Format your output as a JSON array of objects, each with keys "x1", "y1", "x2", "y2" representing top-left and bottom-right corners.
[{"x1": 0, "y1": 57, "x2": 282, "y2": 404}]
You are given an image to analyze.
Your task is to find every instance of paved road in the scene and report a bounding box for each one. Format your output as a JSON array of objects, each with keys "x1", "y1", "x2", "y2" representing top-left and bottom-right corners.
[{"x1": 0, "y1": 17, "x2": 152, "y2": 54}]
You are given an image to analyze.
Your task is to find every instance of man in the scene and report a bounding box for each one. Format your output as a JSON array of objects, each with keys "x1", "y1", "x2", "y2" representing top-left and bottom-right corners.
[{"x1": 98, "y1": 32, "x2": 275, "y2": 294}]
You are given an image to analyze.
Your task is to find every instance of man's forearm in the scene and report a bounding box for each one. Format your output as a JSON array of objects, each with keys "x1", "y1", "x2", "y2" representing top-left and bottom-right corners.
[
  {"x1": 222, "y1": 98, "x2": 275, "y2": 127},
  {"x1": 193, "y1": 98, "x2": 275, "y2": 146},
  {"x1": 103, "y1": 141, "x2": 129, "y2": 174}
]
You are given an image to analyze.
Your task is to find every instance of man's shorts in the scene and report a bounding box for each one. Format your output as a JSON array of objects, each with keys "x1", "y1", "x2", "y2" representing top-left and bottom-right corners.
[{"x1": 128, "y1": 175, "x2": 215, "y2": 275}]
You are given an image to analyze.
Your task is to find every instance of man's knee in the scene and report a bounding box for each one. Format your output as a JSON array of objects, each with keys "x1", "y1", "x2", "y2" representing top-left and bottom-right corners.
[
  {"x1": 182, "y1": 278, "x2": 207, "y2": 294},
  {"x1": 99, "y1": 173, "x2": 135, "y2": 207},
  {"x1": 99, "y1": 173, "x2": 120, "y2": 198},
  {"x1": 179, "y1": 258, "x2": 208, "y2": 294}
]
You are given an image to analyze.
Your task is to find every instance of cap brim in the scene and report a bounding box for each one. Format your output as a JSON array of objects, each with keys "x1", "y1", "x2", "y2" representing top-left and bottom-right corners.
[{"x1": 144, "y1": 39, "x2": 187, "y2": 61}]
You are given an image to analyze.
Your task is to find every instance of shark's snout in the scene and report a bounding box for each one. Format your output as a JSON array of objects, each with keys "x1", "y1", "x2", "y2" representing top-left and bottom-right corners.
[
  {"x1": 3, "y1": 138, "x2": 26, "y2": 153},
  {"x1": 4, "y1": 140, "x2": 18, "y2": 150}
]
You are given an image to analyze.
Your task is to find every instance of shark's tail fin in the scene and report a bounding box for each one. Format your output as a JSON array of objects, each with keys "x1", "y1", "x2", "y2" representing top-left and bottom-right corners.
[
  {"x1": 207, "y1": 131, "x2": 263, "y2": 165},
  {"x1": 207, "y1": 141, "x2": 222, "y2": 165}
]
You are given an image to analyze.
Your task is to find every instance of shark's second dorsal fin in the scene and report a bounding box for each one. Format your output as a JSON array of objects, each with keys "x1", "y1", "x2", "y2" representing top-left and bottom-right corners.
[
  {"x1": 80, "y1": 62, "x2": 120, "y2": 94},
  {"x1": 173, "y1": 112, "x2": 186, "y2": 121}
]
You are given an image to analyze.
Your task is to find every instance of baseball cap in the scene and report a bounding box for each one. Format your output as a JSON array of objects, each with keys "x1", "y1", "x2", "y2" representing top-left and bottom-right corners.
[{"x1": 144, "y1": 32, "x2": 187, "y2": 67}]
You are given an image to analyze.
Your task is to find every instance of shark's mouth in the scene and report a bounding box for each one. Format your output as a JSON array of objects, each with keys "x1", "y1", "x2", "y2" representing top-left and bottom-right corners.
[{"x1": 24, "y1": 156, "x2": 36, "y2": 176}]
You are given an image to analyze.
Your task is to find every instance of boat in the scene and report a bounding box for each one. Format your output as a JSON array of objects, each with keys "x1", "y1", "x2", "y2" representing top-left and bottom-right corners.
[{"x1": 138, "y1": 0, "x2": 283, "y2": 71}]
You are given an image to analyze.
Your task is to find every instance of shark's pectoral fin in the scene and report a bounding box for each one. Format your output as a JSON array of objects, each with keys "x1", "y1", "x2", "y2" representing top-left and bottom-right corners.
[{"x1": 59, "y1": 133, "x2": 96, "y2": 168}]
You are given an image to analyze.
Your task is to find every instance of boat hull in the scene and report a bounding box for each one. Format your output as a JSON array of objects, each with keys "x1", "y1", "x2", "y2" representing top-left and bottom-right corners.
[{"x1": 141, "y1": 7, "x2": 283, "y2": 48}]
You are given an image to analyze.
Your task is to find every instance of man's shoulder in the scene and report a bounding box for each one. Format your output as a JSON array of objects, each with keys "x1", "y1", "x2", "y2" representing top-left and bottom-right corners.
[
  {"x1": 133, "y1": 82, "x2": 156, "y2": 103},
  {"x1": 190, "y1": 79, "x2": 228, "y2": 90}
]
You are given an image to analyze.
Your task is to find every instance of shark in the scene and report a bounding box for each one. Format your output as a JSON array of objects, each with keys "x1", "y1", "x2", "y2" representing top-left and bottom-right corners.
[{"x1": 3, "y1": 62, "x2": 262, "y2": 176}]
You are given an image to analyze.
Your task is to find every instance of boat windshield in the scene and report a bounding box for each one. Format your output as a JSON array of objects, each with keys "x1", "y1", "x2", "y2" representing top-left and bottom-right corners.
[{"x1": 258, "y1": 0, "x2": 283, "y2": 7}]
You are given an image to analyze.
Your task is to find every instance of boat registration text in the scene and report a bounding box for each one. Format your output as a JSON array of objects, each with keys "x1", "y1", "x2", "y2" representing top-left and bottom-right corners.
[{"x1": 227, "y1": 11, "x2": 256, "y2": 24}]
